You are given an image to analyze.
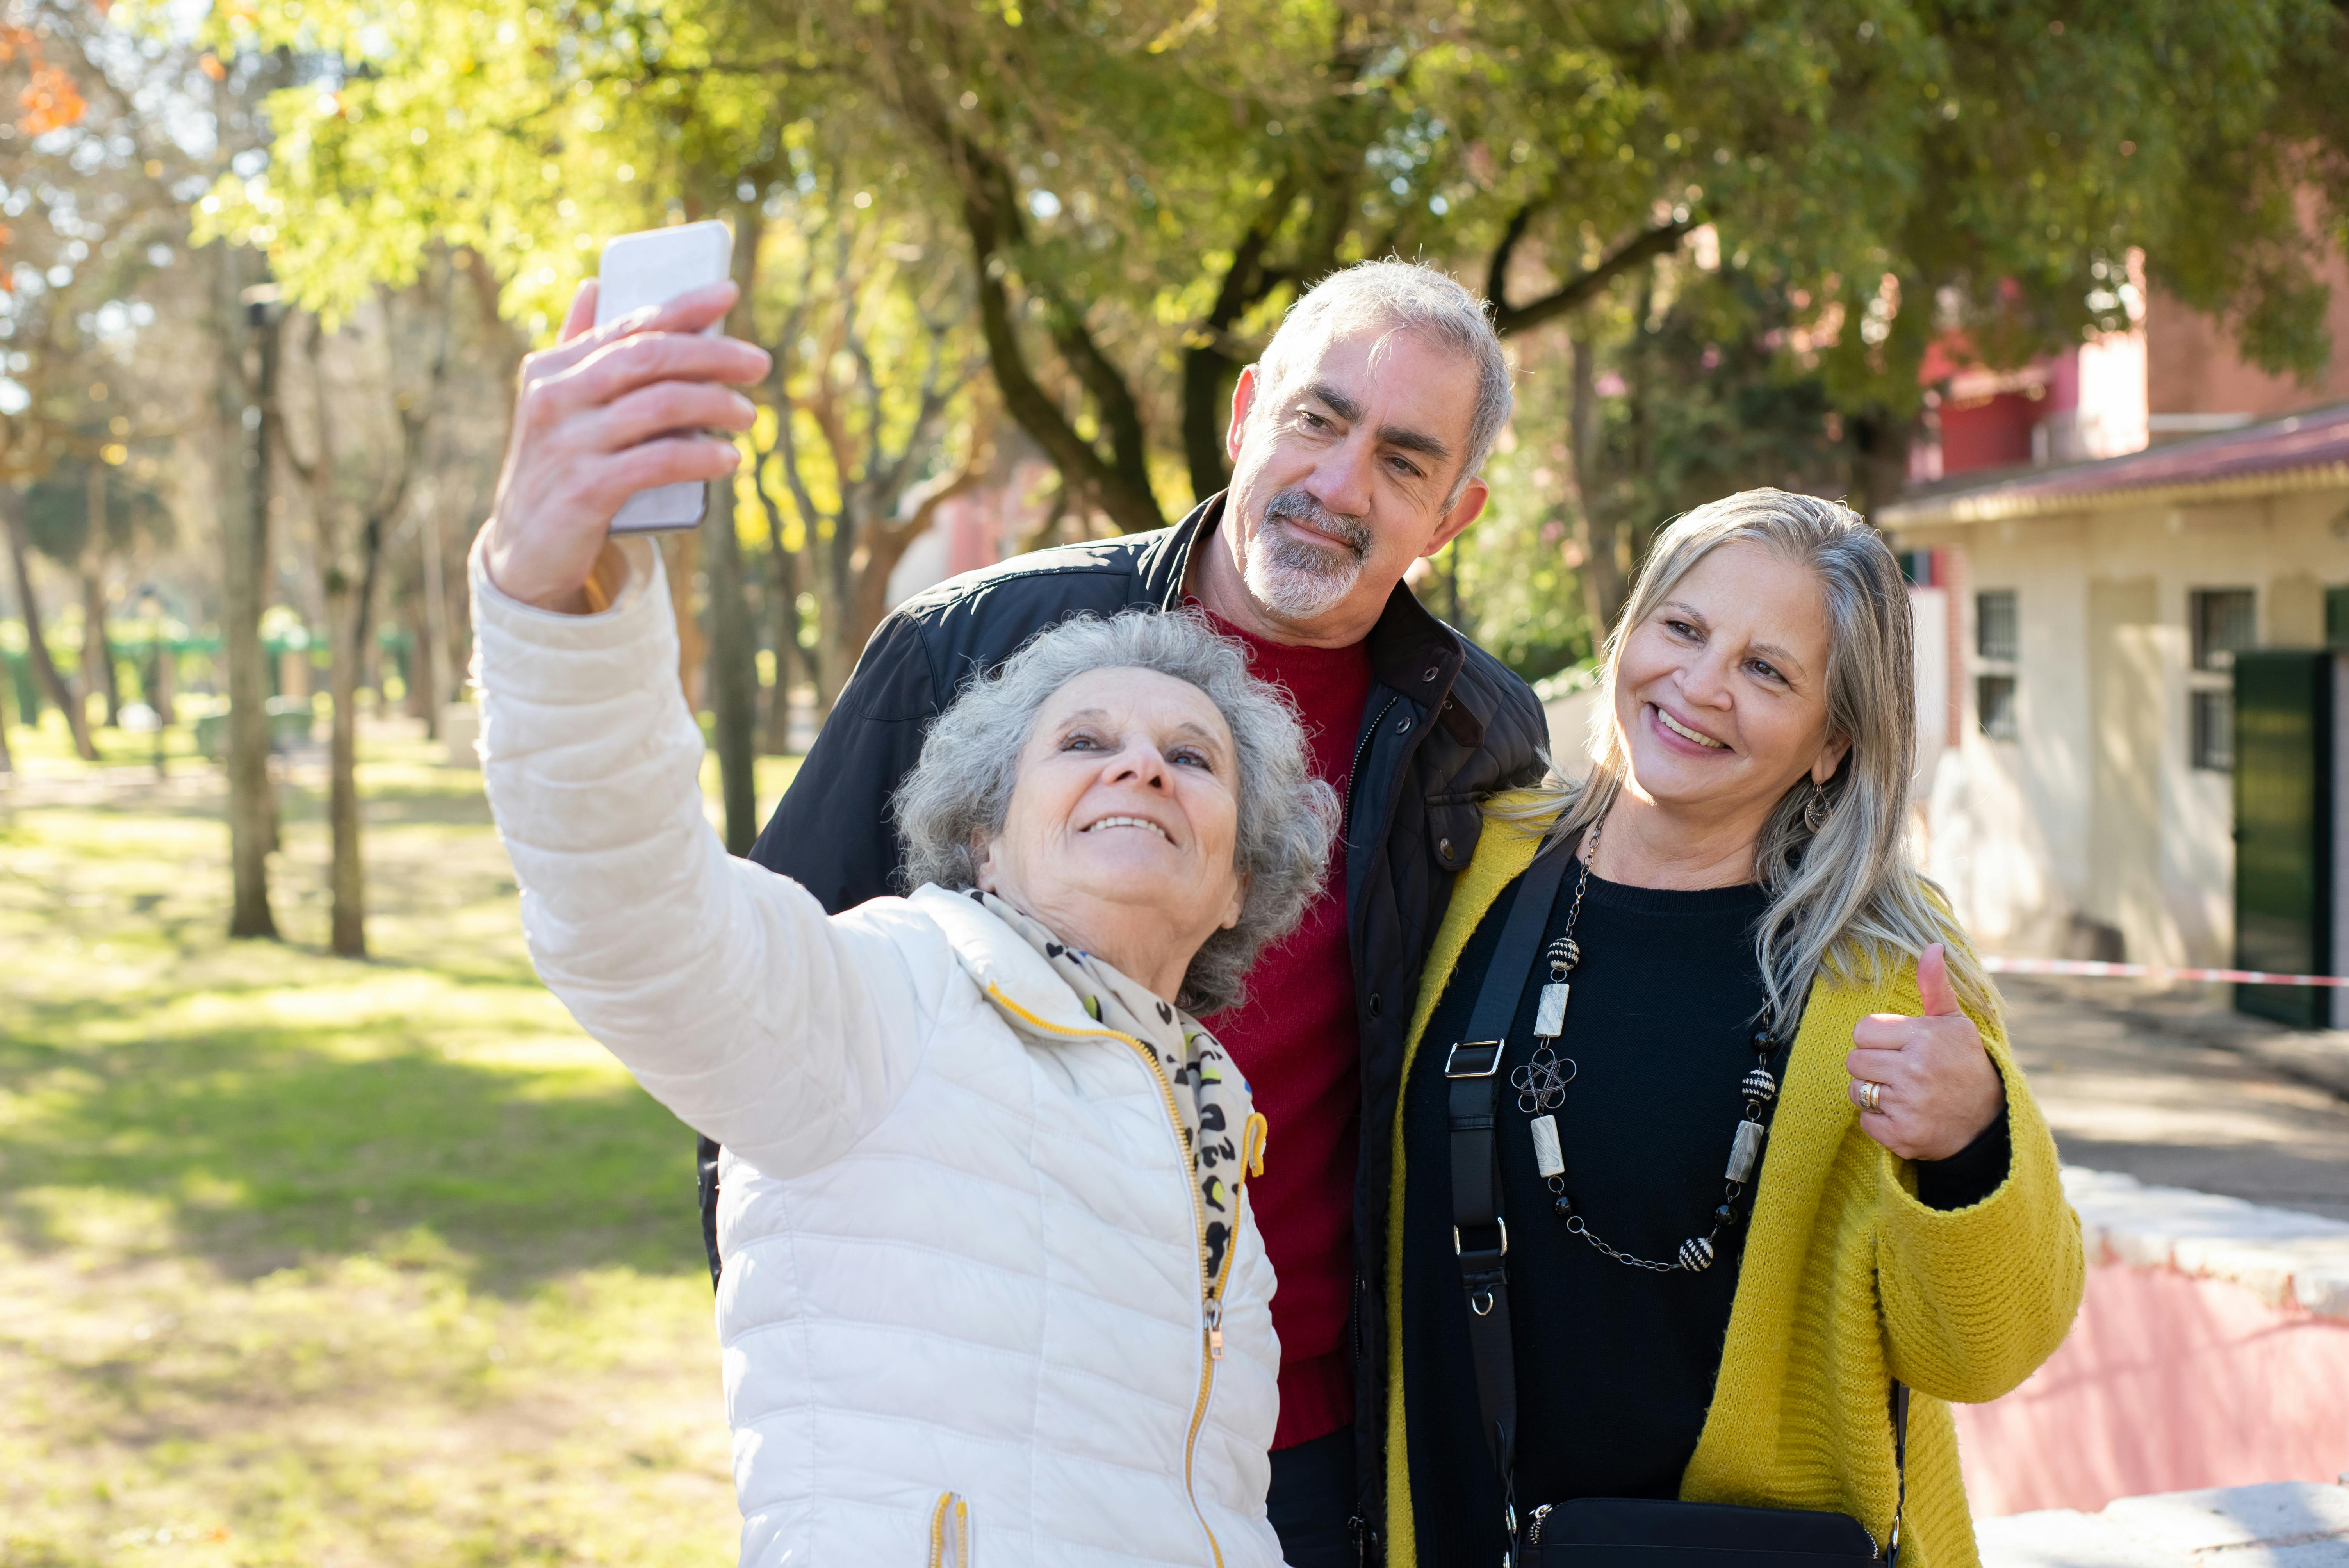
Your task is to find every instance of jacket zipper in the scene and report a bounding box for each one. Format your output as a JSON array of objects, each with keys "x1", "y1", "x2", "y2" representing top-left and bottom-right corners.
[
  {"x1": 929, "y1": 1490, "x2": 970, "y2": 1566},
  {"x1": 1342, "y1": 693, "x2": 1403, "y2": 839},
  {"x1": 987, "y1": 984, "x2": 1262, "y2": 1568}
]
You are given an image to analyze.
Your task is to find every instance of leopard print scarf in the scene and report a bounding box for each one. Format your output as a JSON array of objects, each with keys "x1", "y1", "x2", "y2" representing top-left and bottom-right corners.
[{"x1": 974, "y1": 891, "x2": 1262, "y2": 1293}]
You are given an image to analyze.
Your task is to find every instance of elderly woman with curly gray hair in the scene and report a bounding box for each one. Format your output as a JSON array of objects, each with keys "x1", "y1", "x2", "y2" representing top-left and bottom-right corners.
[{"x1": 473, "y1": 481, "x2": 1335, "y2": 1556}]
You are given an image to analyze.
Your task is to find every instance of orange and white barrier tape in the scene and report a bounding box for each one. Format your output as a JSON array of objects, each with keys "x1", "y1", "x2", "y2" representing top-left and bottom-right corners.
[{"x1": 1984, "y1": 956, "x2": 2349, "y2": 989}]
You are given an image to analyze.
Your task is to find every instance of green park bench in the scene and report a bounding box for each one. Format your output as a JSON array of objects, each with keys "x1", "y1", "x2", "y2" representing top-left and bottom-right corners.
[{"x1": 193, "y1": 699, "x2": 318, "y2": 763}]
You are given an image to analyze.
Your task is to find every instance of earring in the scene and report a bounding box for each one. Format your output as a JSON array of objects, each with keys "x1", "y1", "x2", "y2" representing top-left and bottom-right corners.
[{"x1": 1802, "y1": 782, "x2": 1832, "y2": 834}]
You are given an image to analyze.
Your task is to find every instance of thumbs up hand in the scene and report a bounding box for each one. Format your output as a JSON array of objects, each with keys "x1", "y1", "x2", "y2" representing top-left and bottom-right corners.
[{"x1": 1845, "y1": 943, "x2": 2007, "y2": 1162}]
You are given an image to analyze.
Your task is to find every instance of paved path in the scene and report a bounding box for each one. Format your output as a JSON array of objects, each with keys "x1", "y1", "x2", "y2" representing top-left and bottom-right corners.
[{"x1": 2001, "y1": 976, "x2": 2349, "y2": 1223}]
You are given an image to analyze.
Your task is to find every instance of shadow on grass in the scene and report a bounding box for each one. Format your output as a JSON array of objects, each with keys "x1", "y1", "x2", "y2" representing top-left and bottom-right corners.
[{"x1": 0, "y1": 996, "x2": 706, "y2": 1295}]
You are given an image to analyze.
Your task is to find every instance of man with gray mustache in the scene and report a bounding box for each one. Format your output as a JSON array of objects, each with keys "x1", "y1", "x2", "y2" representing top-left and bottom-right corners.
[{"x1": 729, "y1": 260, "x2": 1546, "y2": 1566}]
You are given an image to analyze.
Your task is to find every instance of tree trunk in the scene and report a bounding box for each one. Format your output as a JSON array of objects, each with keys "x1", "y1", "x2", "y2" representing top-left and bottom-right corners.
[
  {"x1": 0, "y1": 645, "x2": 14, "y2": 775},
  {"x1": 293, "y1": 310, "x2": 368, "y2": 960},
  {"x1": 80, "y1": 468, "x2": 120, "y2": 728},
  {"x1": 847, "y1": 524, "x2": 921, "y2": 662},
  {"x1": 810, "y1": 524, "x2": 854, "y2": 722},
  {"x1": 1844, "y1": 408, "x2": 1914, "y2": 523},
  {"x1": 695, "y1": 197, "x2": 766, "y2": 853},
  {"x1": 80, "y1": 564, "x2": 118, "y2": 728},
  {"x1": 704, "y1": 479, "x2": 760, "y2": 855},
  {"x1": 420, "y1": 499, "x2": 449, "y2": 741},
  {"x1": 659, "y1": 531, "x2": 706, "y2": 711},
  {"x1": 323, "y1": 564, "x2": 366, "y2": 957},
  {"x1": 221, "y1": 282, "x2": 283, "y2": 938},
  {"x1": 3, "y1": 498, "x2": 96, "y2": 761},
  {"x1": 761, "y1": 530, "x2": 802, "y2": 755},
  {"x1": 151, "y1": 635, "x2": 175, "y2": 727},
  {"x1": 1565, "y1": 330, "x2": 1631, "y2": 640}
]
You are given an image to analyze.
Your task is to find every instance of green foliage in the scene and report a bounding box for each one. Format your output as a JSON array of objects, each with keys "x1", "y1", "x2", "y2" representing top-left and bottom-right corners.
[
  {"x1": 23, "y1": 461, "x2": 175, "y2": 566},
  {"x1": 208, "y1": 0, "x2": 2346, "y2": 603}
]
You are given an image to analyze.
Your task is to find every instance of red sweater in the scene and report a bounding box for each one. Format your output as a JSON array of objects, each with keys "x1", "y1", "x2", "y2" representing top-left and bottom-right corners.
[{"x1": 1194, "y1": 604, "x2": 1370, "y2": 1450}]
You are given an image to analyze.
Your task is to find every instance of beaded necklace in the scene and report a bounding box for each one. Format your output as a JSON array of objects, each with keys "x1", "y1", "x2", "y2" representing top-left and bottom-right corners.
[{"x1": 1511, "y1": 815, "x2": 1784, "y2": 1274}]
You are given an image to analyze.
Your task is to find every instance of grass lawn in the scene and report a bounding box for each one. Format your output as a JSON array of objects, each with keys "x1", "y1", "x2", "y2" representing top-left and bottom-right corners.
[{"x1": 0, "y1": 709, "x2": 801, "y2": 1567}]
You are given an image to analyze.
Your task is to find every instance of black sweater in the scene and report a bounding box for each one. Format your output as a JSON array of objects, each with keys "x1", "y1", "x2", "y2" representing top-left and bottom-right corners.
[{"x1": 1397, "y1": 868, "x2": 2008, "y2": 1564}]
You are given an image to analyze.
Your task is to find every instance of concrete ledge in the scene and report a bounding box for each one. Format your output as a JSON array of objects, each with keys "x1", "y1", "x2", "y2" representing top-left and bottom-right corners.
[
  {"x1": 1979, "y1": 1482, "x2": 2349, "y2": 1568},
  {"x1": 2064, "y1": 1167, "x2": 2349, "y2": 1318}
]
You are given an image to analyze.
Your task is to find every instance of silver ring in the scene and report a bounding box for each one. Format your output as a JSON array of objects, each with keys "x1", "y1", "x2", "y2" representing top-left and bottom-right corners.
[{"x1": 1859, "y1": 1080, "x2": 1884, "y2": 1114}]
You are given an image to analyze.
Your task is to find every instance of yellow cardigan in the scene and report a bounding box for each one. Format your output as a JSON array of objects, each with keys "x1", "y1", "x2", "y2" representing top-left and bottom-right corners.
[{"x1": 1383, "y1": 807, "x2": 2084, "y2": 1568}]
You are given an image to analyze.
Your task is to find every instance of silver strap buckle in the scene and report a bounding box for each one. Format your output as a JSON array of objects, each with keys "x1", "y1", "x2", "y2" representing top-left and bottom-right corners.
[{"x1": 1445, "y1": 1039, "x2": 1506, "y2": 1078}]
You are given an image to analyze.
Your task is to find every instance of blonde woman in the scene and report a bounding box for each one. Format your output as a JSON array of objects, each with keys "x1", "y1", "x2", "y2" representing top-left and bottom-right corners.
[{"x1": 1381, "y1": 490, "x2": 2082, "y2": 1567}]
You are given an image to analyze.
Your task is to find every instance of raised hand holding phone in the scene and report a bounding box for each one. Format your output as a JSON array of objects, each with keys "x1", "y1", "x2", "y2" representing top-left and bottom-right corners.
[
  {"x1": 481, "y1": 229, "x2": 770, "y2": 614},
  {"x1": 1843, "y1": 942, "x2": 2006, "y2": 1162},
  {"x1": 595, "y1": 221, "x2": 737, "y2": 533}
]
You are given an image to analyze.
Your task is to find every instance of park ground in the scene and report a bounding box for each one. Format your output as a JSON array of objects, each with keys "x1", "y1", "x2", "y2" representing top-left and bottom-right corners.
[
  {"x1": 4, "y1": 711, "x2": 2347, "y2": 1565},
  {"x1": 0, "y1": 711, "x2": 795, "y2": 1568}
]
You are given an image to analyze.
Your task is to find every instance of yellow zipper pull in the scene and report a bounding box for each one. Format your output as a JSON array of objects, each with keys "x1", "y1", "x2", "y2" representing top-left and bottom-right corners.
[
  {"x1": 1205, "y1": 1298, "x2": 1224, "y2": 1360},
  {"x1": 930, "y1": 1491, "x2": 971, "y2": 1566}
]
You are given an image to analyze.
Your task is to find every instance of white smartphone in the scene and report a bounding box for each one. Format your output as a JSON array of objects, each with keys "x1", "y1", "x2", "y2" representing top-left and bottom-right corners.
[{"x1": 593, "y1": 219, "x2": 737, "y2": 534}]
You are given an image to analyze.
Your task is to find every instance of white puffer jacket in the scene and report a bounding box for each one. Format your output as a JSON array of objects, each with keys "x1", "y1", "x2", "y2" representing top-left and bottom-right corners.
[{"x1": 471, "y1": 539, "x2": 1285, "y2": 1568}]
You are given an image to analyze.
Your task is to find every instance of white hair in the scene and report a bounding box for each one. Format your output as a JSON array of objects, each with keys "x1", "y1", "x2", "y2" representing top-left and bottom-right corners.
[
  {"x1": 1254, "y1": 259, "x2": 1515, "y2": 504},
  {"x1": 894, "y1": 609, "x2": 1341, "y2": 1016}
]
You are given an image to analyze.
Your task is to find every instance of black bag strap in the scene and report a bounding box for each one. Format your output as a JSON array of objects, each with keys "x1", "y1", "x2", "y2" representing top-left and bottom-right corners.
[
  {"x1": 1442, "y1": 832, "x2": 1913, "y2": 1562},
  {"x1": 1446, "y1": 830, "x2": 1578, "y2": 1542}
]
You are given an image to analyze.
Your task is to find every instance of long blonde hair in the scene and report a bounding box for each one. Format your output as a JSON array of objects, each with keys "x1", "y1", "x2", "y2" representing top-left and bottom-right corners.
[{"x1": 1493, "y1": 488, "x2": 1996, "y2": 1035}]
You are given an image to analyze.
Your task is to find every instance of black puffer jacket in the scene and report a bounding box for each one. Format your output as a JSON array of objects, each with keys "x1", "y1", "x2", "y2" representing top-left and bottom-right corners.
[{"x1": 714, "y1": 490, "x2": 1547, "y2": 1560}]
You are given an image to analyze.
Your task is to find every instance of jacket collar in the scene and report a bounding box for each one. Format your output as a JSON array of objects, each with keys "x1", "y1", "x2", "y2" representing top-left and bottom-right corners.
[
  {"x1": 909, "y1": 883, "x2": 1116, "y2": 1042},
  {"x1": 1152, "y1": 489, "x2": 1480, "y2": 744}
]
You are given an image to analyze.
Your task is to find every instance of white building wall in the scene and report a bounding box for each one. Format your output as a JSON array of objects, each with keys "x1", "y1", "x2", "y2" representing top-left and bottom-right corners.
[{"x1": 1898, "y1": 484, "x2": 2349, "y2": 967}]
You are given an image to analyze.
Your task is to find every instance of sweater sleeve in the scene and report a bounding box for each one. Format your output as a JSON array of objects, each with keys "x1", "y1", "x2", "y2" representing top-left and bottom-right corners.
[
  {"x1": 471, "y1": 536, "x2": 936, "y2": 1178},
  {"x1": 1873, "y1": 1002, "x2": 2085, "y2": 1405}
]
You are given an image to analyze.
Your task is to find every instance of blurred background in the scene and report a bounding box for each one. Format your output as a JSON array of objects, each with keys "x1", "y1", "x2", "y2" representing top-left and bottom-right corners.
[{"x1": 1, "y1": 2, "x2": 2346, "y2": 1563}]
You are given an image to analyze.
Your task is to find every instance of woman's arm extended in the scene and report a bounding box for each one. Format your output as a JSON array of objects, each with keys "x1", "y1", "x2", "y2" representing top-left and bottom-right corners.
[
  {"x1": 1872, "y1": 993, "x2": 2085, "y2": 1405},
  {"x1": 470, "y1": 535, "x2": 940, "y2": 1176}
]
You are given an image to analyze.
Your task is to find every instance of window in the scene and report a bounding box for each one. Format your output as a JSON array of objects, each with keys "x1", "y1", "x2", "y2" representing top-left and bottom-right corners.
[
  {"x1": 2190, "y1": 588, "x2": 2256, "y2": 671},
  {"x1": 1974, "y1": 590, "x2": 2019, "y2": 739},
  {"x1": 2186, "y1": 588, "x2": 2253, "y2": 771},
  {"x1": 2191, "y1": 690, "x2": 2233, "y2": 771},
  {"x1": 2327, "y1": 585, "x2": 2349, "y2": 650},
  {"x1": 1978, "y1": 675, "x2": 2019, "y2": 741},
  {"x1": 1976, "y1": 590, "x2": 2019, "y2": 662}
]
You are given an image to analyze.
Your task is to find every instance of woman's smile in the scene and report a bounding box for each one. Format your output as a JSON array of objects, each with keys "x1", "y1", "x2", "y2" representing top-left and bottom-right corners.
[
  {"x1": 1649, "y1": 703, "x2": 1731, "y2": 753},
  {"x1": 1082, "y1": 813, "x2": 1176, "y2": 844}
]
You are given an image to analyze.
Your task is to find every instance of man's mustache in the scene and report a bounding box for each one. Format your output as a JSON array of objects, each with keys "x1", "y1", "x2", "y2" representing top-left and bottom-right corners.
[{"x1": 1262, "y1": 490, "x2": 1372, "y2": 558}]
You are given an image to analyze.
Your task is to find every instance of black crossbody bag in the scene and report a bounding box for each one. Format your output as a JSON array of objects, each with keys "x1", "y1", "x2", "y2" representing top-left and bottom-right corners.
[{"x1": 1442, "y1": 835, "x2": 1906, "y2": 1568}]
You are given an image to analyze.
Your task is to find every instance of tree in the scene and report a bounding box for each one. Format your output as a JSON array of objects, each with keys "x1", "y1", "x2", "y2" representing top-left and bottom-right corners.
[
  {"x1": 200, "y1": 2, "x2": 812, "y2": 844},
  {"x1": 215, "y1": 244, "x2": 283, "y2": 939},
  {"x1": 2, "y1": 486, "x2": 92, "y2": 756},
  {"x1": 751, "y1": 200, "x2": 990, "y2": 711},
  {"x1": 227, "y1": 0, "x2": 2347, "y2": 663},
  {"x1": 25, "y1": 454, "x2": 172, "y2": 727},
  {"x1": 274, "y1": 278, "x2": 448, "y2": 957}
]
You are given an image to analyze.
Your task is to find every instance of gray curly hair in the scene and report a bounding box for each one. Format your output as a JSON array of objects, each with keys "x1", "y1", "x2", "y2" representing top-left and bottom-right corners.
[{"x1": 894, "y1": 609, "x2": 1341, "y2": 1016}]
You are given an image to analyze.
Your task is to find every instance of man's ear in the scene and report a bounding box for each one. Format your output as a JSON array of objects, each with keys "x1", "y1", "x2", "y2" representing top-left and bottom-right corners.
[
  {"x1": 1421, "y1": 474, "x2": 1490, "y2": 557},
  {"x1": 1225, "y1": 365, "x2": 1261, "y2": 464},
  {"x1": 1221, "y1": 873, "x2": 1249, "y2": 931},
  {"x1": 972, "y1": 836, "x2": 1001, "y2": 895},
  {"x1": 1811, "y1": 736, "x2": 1853, "y2": 787}
]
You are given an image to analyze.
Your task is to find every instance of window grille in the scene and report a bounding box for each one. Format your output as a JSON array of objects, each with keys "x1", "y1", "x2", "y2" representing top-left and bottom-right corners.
[
  {"x1": 2191, "y1": 689, "x2": 2233, "y2": 771},
  {"x1": 2190, "y1": 589, "x2": 2255, "y2": 672},
  {"x1": 1977, "y1": 675, "x2": 2019, "y2": 741},
  {"x1": 1976, "y1": 591, "x2": 2019, "y2": 663}
]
